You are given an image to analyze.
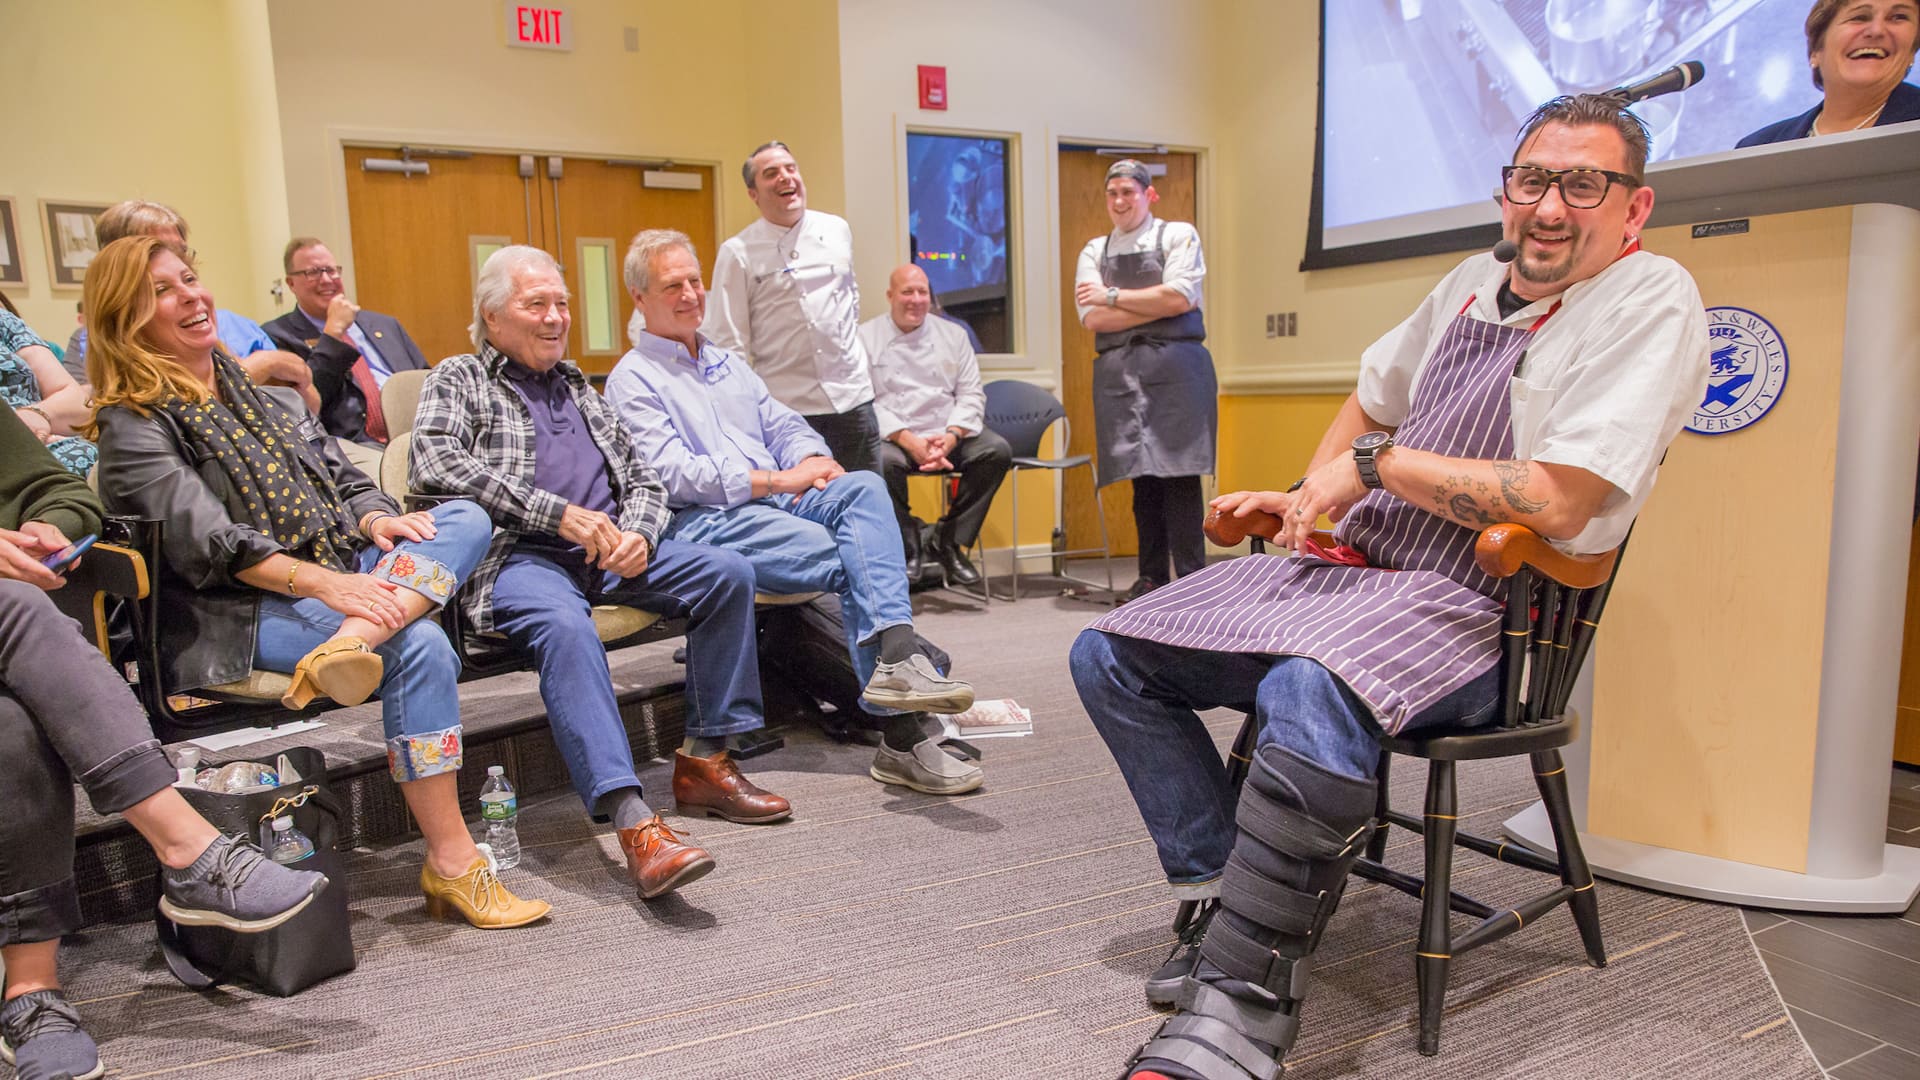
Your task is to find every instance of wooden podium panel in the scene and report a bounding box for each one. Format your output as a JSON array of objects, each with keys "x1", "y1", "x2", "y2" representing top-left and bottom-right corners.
[{"x1": 1588, "y1": 207, "x2": 1852, "y2": 873}]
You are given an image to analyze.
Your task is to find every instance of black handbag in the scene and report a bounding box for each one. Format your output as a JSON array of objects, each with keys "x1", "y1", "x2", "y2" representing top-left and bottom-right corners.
[{"x1": 153, "y1": 746, "x2": 357, "y2": 996}]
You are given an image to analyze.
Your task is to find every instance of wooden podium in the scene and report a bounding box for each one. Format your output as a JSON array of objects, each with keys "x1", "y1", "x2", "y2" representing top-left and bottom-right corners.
[{"x1": 1504, "y1": 124, "x2": 1920, "y2": 912}]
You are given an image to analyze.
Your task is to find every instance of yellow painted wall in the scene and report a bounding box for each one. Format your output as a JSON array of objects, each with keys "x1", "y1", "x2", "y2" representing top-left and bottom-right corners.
[
  {"x1": 0, "y1": 1, "x2": 266, "y2": 339},
  {"x1": 265, "y1": 0, "x2": 844, "y2": 305},
  {"x1": 1218, "y1": 393, "x2": 1347, "y2": 494}
]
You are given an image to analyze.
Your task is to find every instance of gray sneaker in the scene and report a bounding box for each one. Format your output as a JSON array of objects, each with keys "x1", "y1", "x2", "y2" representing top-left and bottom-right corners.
[
  {"x1": 870, "y1": 737, "x2": 986, "y2": 795},
  {"x1": 0, "y1": 989, "x2": 103, "y2": 1080},
  {"x1": 158, "y1": 834, "x2": 329, "y2": 933},
  {"x1": 862, "y1": 653, "x2": 975, "y2": 714}
]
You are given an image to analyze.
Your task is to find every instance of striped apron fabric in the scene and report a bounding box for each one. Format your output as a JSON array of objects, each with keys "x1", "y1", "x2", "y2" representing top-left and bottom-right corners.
[{"x1": 1090, "y1": 299, "x2": 1553, "y2": 734}]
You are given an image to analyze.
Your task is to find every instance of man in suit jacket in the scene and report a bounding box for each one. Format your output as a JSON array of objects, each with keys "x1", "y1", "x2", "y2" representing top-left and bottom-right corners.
[{"x1": 263, "y1": 237, "x2": 428, "y2": 473}]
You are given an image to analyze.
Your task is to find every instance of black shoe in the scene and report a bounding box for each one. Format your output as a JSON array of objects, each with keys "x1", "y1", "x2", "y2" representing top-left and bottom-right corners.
[
  {"x1": 1145, "y1": 900, "x2": 1216, "y2": 1006},
  {"x1": 933, "y1": 532, "x2": 982, "y2": 587},
  {"x1": 1120, "y1": 577, "x2": 1163, "y2": 604},
  {"x1": 903, "y1": 528, "x2": 925, "y2": 583}
]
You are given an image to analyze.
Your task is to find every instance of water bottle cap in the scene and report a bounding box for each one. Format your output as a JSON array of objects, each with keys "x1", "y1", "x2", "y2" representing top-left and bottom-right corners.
[
  {"x1": 273, "y1": 816, "x2": 292, "y2": 831},
  {"x1": 487, "y1": 765, "x2": 505, "y2": 776}
]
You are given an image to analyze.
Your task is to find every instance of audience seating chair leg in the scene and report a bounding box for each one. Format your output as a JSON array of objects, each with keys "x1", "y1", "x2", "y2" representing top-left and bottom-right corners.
[
  {"x1": 1533, "y1": 748, "x2": 1607, "y2": 968},
  {"x1": 1415, "y1": 760, "x2": 1458, "y2": 1057},
  {"x1": 1364, "y1": 750, "x2": 1393, "y2": 862}
]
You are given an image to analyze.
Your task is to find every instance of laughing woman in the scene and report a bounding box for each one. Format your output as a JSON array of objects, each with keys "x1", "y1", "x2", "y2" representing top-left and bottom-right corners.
[
  {"x1": 1738, "y1": 0, "x2": 1918, "y2": 146},
  {"x1": 83, "y1": 235, "x2": 550, "y2": 930}
]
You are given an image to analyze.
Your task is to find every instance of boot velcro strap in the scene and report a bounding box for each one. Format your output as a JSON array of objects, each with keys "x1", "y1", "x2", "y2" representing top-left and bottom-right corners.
[
  {"x1": 1204, "y1": 917, "x2": 1316, "y2": 1001},
  {"x1": 1233, "y1": 790, "x2": 1361, "y2": 861},
  {"x1": 1177, "y1": 980, "x2": 1302, "y2": 1050},
  {"x1": 1136, "y1": 1023, "x2": 1280, "y2": 1080},
  {"x1": 1222, "y1": 852, "x2": 1322, "y2": 936}
]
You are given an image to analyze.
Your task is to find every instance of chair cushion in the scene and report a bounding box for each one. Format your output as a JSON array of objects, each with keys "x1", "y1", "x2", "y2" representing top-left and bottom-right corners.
[
  {"x1": 754, "y1": 591, "x2": 823, "y2": 606},
  {"x1": 591, "y1": 604, "x2": 661, "y2": 641}
]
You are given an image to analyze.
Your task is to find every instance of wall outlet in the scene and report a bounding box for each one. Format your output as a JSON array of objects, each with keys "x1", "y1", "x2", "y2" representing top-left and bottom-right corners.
[{"x1": 1267, "y1": 312, "x2": 1298, "y2": 338}]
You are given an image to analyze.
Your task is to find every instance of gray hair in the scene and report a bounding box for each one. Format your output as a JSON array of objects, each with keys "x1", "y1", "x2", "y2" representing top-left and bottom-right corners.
[
  {"x1": 469, "y1": 244, "x2": 565, "y2": 352},
  {"x1": 741, "y1": 140, "x2": 790, "y2": 189},
  {"x1": 622, "y1": 229, "x2": 698, "y2": 295}
]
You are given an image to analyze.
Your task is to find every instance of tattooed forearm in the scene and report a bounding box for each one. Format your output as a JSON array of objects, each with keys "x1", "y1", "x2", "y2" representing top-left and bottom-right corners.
[
  {"x1": 1447, "y1": 492, "x2": 1500, "y2": 525},
  {"x1": 1493, "y1": 459, "x2": 1549, "y2": 514}
]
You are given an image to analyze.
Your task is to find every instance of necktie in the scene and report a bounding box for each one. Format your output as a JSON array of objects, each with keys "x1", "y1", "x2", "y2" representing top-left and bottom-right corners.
[{"x1": 344, "y1": 342, "x2": 389, "y2": 444}]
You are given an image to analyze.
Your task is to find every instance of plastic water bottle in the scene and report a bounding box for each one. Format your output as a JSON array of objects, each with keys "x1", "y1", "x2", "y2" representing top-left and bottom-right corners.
[
  {"x1": 267, "y1": 816, "x2": 315, "y2": 864},
  {"x1": 478, "y1": 766, "x2": 520, "y2": 869}
]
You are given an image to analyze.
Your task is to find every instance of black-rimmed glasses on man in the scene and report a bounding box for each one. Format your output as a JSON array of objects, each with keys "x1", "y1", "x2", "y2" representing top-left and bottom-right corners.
[
  {"x1": 286, "y1": 265, "x2": 344, "y2": 280},
  {"x1": 1500, "y1": 165, "x2": 1639, "y2": 209}
]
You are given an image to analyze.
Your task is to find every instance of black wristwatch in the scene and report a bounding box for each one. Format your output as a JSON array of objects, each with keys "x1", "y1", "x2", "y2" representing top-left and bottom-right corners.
[{"x1": 1351, "y1": 431, "x2": 1394, "y2": 490}]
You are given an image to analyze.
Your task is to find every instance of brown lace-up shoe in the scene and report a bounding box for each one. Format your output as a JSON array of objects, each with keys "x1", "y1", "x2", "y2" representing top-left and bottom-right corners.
[
  {"x1": 672, "y1": 750, "x2": 793, "y2": 823},
  {"x1": 617, "y1": 815, "x2": 716, "y2": 899}
]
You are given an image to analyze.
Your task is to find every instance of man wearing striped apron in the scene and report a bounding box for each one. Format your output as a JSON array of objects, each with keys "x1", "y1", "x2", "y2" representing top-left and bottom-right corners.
[{"x1": 1074, "y1": 95, "x2": 1710, "y2": 1080}]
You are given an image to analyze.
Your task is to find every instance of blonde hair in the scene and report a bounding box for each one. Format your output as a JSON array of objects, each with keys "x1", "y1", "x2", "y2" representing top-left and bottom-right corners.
[
  {"x1": 95, "y1": 200, "x2": 191, "y2": 247},
  {"x1": 82, "y1": 235, "x2": 216, "y2": 437}
]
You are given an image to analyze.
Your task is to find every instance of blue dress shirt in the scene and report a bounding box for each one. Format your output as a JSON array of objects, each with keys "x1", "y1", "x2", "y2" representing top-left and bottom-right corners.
[{"x1": 604, "y1": 330, "x2": 830, "y2": 510}]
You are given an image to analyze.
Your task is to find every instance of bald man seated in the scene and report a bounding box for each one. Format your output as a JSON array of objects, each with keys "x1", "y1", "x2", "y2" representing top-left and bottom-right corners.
[{"x1": 854, "y1": 266, "x2": 1011, "y2": 588}]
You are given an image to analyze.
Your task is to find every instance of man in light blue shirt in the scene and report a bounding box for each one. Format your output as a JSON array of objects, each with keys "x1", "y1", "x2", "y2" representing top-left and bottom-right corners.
[{"x1": 606, "y1": 228, "x2": 986, "y2": 797}]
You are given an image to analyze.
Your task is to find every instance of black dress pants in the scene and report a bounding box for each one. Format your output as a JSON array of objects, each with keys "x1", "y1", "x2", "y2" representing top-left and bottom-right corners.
[
  {"x1": 877, "y1": 429, "x2": 1014, "y2": 548},
  {"x1": 802, "y1": 401, "x2": 884, "y2": 476},
  {"x1": 1131, "y1": 474, "x2": 1206, "y2": 586}
]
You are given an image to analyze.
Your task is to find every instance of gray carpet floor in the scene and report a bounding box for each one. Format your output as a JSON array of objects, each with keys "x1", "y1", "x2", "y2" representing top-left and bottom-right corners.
[{"x1": 54, "y1": 588, "x2": 1818, "y2": 1079}]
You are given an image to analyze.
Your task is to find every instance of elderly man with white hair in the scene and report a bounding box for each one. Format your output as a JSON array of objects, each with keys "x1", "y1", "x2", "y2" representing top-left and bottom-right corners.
[{"x1": 409, "y1": 245, "x2": 791, "y2": 902}]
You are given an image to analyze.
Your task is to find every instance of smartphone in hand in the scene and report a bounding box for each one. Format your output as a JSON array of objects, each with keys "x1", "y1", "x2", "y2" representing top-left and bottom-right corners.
[{"x1": 40, "y1": 534, "x2": 97, "y2": 575}]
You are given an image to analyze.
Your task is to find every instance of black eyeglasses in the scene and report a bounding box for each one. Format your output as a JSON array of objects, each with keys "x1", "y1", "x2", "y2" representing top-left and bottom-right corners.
[
  {"x1": 1501, "y1": 165, "x2": 1639, "y2": 209},
  {"x1": 286, "y1": 265, "x2": 343, "y2": 280}
]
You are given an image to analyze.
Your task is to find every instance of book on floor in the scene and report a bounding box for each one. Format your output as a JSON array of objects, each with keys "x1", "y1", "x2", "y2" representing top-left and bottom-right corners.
[{"x1": 942, "y1": 699, "x2": 1032, "y2": 738}]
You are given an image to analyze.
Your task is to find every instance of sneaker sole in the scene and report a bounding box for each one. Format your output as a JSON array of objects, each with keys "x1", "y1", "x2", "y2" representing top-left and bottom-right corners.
[
  {"x1": 0, "y1": 1039, "x2": 103, "y2": 1079},
  {"x1": 868, "y1": 763, "x2": 985, "y2": 796},
  {"x1": 861, "y1": 685, "x2": 977, "y2": 714},
  {"x1": 157, "y1": 875, "x2": 328, "y2": 934}
]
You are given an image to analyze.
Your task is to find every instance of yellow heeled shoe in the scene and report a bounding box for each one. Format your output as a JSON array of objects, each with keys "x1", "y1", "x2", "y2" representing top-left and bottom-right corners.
[
  {"x1": 420, "y1": 857, "x2": 552, "y2": 929},
  {"x1": 281, "y1": 637, "x2": 383, "y2": 710}
]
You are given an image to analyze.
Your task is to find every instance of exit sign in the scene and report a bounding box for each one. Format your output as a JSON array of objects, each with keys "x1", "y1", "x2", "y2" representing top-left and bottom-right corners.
[{"x1": 505, "y1": 3, "x2": 571, "y2": 51}]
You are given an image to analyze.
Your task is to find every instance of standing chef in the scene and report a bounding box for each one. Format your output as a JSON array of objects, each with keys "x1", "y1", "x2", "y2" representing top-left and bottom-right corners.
[{"x1": 1073, "y1": 159, "x2": 1218, "y2": 603}]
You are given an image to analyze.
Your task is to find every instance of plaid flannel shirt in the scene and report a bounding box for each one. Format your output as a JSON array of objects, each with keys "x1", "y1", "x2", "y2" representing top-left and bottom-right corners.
[{"x1": 409, "y1": 343, "x2": 670, "y2": 631}]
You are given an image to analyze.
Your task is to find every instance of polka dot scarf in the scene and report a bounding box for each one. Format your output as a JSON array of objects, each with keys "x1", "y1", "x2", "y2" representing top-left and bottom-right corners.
[{"x1": 155, "y1": 353, "x2": 360, "y2": 572}]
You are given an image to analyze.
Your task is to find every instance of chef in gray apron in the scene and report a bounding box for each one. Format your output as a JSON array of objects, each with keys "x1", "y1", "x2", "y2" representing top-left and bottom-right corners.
[
  {"x1": 1070, "y1": 96, "x2": 1709, "y2": 1080},
  {"x1": 1073, "y1": 159, "x2": 1218, "y2": 603}
]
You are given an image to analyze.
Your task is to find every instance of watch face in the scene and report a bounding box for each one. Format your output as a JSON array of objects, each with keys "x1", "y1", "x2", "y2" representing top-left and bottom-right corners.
[{"x1": 1353, "y1": 431, "x2": 1390, "y2": 452}]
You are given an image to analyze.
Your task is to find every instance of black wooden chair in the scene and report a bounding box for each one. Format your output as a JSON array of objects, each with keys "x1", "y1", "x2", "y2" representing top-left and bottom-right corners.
[{"x1": 1187, "y1": 508, "x2": 1623, "y2": 1056}]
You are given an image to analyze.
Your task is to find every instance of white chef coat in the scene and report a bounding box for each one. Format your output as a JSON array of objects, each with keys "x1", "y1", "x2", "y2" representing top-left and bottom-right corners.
[
  {"x1": 856, "y1": 313, "x2": 986, "y2": 439},
  {"x1": 1073, "y1": 216, "x2": 1206, "y2": 323},
  {"x1": 1357, "y1": 249, "x2": 1709, "y2": 554},
  {"x1": 703, "y1": 209, "x2": 871, "y2": 416}
]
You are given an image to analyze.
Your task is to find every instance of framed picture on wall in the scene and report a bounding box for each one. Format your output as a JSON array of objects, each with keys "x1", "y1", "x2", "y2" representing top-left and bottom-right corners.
[
  {"x1": 905, "y1": 131, "x2": 1014, "y2": 354},
  {"x1": 0, "y1": 198, "x2": 23, "y2": 286},
  {"x1": 39, "y1": 200, "x2": 111, "y2": 290}
]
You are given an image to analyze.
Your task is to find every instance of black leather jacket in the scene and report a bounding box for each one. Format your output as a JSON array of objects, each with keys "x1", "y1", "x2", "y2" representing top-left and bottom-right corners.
[{"x1": 95, "y1": 386, "x2": 398, "y2": 694}]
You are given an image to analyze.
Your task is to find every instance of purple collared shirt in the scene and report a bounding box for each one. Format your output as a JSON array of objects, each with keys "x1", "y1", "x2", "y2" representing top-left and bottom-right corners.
[{"x1": 500, "y1": 358, "x2": 617, "y2": 532}]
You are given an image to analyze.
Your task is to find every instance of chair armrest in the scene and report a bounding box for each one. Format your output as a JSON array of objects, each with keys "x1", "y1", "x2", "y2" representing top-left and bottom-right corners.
[
  {"x1": 49, "y1": 543, "x2": 150, "y2": 658},
  {"x1": 1202, "y1": 507, "x2": 1334, "y2": 551},
  {"x1": 1473, "y1": 524, "x2": 1617, "y2": 589},
  {"x1": 402, "y1": 493, "x2": 459, "y2": 513}
]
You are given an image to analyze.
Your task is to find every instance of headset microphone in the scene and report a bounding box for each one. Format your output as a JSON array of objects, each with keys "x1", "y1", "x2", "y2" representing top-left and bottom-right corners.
[{"x1": 1493, "y1": 239, "x2": 1519, "y2": 263}]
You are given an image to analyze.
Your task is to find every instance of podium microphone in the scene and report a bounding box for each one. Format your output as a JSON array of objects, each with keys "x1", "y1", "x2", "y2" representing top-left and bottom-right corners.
[
  {"x1": 1609, "y1": 61, "x2": 1706, "y2": 104},
  {"x1": 1493, "y1": 239, "x2": 1519, "y2": 263}
]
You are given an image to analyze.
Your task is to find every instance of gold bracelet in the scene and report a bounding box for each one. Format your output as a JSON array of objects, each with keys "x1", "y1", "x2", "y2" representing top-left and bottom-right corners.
[{"x1": 286, "y1": 562, "x2": 301, "y2": 597}]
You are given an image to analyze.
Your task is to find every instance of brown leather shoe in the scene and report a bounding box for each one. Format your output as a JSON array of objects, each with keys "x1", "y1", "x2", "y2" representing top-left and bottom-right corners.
[
  {"x1": 672, "y1": 750, "x2": 793, "y2": 824},
  {"x1": 617, "y1": 815, "x2": 715, "y2": 899}
]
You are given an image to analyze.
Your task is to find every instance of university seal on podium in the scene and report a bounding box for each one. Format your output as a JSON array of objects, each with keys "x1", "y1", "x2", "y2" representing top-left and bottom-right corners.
[{"x1": 1685, "y1": 306, "x2": 1787, "y2": 435}]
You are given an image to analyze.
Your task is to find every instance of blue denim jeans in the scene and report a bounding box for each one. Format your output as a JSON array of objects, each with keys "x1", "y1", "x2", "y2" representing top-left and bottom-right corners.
[
  {"x1": 253, "y1": 500, "x2": 491, "y2": 782},
  {"x1": 664, "y1": 470, "x2": 913, "y2": 710},
  {"x1": 488, "y1": 538, "x2": 764, "y2": 811},
  {"x1": 1071, "y1": 628, "x2": 1500, "y2": 886}
]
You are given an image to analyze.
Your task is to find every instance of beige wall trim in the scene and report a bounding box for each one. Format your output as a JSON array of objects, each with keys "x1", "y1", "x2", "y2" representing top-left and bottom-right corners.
[
  {"x1": 978, "y1": 365, "x2": 1059, "y2": 392},
  {"x1": 1219, "y1": 363, "x2": 1358, "y2": 395}
]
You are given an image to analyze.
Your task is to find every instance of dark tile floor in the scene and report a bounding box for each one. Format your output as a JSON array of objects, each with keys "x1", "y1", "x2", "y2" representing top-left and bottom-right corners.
[{"x1": 1745, "y1": 766, "x2": 1920, "y2": 1079}]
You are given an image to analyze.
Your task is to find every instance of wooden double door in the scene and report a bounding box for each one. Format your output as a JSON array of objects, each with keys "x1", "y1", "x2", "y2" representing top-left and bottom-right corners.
[
  {"x1": 343, "y1": 147, "x2": 717, "y2": 376},
  {"x1": 1056, "y1": 148, "x2": 1202, "y2": 557}
]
